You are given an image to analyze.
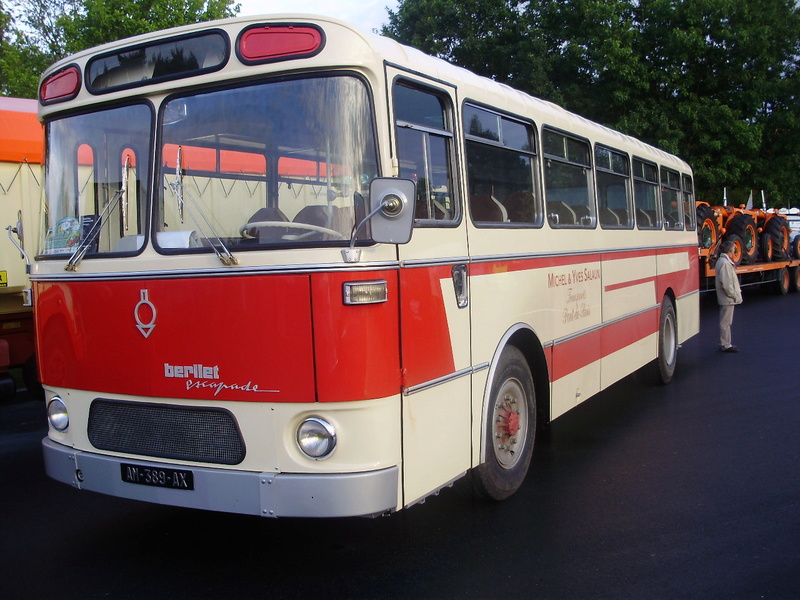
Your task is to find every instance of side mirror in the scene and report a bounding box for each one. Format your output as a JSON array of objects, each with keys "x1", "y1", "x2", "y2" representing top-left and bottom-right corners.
[
  {"x1": 369, "y1": 178, "x2": 415, "y2": 244},
  {"x1": 342, "y1": 178, "x2": 415, "y2": 263}
]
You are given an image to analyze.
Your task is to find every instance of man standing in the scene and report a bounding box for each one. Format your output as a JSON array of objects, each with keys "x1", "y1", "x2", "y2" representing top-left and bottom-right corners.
[{"x1": 715, "y1": 240, "x2": 743, "y2": 352}]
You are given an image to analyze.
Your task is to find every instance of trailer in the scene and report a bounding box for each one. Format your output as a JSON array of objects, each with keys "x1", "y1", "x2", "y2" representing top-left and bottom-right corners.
[
  {"x1": 697, "y1": 199, "x2": 800, "y2": 295},
  {"x1": 0, "y1": 97, "x2": 43, "y2": 401}
]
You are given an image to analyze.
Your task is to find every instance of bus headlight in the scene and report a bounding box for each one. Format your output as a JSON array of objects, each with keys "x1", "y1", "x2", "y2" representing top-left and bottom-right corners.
[
  {"x1": 296, "y1": 417, "x2": 336, "y2": 459},
  {"x1": 47, "y1": 396, "x2": 69, "y2": 431}
]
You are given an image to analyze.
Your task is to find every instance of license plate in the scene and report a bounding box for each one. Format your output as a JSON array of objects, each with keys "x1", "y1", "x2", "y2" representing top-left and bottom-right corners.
[{"x1": 121, "y1": 463, "x2": 194, "y2": 490}]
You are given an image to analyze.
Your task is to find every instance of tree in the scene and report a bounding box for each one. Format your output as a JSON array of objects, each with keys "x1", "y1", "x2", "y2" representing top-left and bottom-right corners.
[
  {"x1": 60, "y1": 0, "x2": 240, "y2": 54},
  {"x1": 384, "y1": 0, "x2": 800, "y2": 206}
]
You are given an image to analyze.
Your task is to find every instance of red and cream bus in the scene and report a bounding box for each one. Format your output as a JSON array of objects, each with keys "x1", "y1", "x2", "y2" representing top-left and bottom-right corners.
[{"x1": 36, "y1": 14, "x2": 699, "y2": 517}]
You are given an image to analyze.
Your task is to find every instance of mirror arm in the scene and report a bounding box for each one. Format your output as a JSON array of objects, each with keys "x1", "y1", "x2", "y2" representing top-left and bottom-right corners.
[{"x1": 342, "y1": 202, "x2": 385, "y2": 264}]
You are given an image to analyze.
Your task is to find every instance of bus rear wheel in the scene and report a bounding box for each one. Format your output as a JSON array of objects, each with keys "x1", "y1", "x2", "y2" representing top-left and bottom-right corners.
[
  {"x1": 472, "y1": 345, "x2": 535, "y2": 501},
  {"x1": 655, "y1": 297, "x2": 678, "y2": 385}
]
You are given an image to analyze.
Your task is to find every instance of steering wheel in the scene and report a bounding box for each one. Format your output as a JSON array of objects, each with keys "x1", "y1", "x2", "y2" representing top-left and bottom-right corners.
[{"x1": 240, "y1": 220, "x2": 346, "y2": 240}]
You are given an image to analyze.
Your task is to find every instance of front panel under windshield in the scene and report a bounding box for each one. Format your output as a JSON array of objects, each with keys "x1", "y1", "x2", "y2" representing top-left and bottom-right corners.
[{"x1": 157, "y1": 75, "x2": 379, "y2": 252}]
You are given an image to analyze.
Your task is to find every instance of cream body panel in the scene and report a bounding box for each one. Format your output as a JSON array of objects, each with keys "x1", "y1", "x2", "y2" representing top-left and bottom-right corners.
[{"x1": 45, "y1": 386, "x2": 402, "y2": 475}]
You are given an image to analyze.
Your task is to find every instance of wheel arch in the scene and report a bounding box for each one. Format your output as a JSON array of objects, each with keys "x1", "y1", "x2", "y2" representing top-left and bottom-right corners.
[{"x1": 478, "y1": 324, "x2": 550, "y2": 464}]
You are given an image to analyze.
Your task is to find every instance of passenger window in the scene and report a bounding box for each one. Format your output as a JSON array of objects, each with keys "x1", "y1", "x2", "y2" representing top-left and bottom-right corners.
[
  {"x1": 463, "y1": 104, "x2": 539, "y2": 226},
  {"x1": 660, "y1": 167, "x2": 683, "y2": 230},
  {"x1": 595, "y1": 145, "x2": 632, "y2": 229},
  {"x1": 633, "y1": 158, "x2": 661, "y2": 230},
  {"x1": 543, "y1": 128, "x2": 594, "y2": 228},
  {"x1": 682, "y1": 175, "x2": 696, "y2": 230},
  {"x1": 394, "y1": 83, "x2": 457, "y2": 223}
]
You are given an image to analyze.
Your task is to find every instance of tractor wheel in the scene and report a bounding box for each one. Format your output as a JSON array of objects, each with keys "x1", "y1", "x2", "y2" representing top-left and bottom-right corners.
[
  {"x1": 759, "y1": 232, "x2": 774, "y2": 262},
  {"x1": 765, "y1": 215, "x2": 790, "y2": 260},
  {"x1": 723, "y1": 234, "x2": 744, "y2": 266},
  {"x1": 792, "y1": 235, "x2": 800, "y2": 260},
  {"x1": 696, "y1": 204, "x2": 719, "y2": 251},
  {"x1": 726, "y1": 213, "x2": 758, "y2": 264}
]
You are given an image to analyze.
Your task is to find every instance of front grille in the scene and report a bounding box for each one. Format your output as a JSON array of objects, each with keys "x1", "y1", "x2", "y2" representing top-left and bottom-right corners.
[{"x1": 88, "y1": 399, "x2": 245, "y2": 465}]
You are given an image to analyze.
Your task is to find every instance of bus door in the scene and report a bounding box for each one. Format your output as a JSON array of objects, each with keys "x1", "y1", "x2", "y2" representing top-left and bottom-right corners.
[{"x1": 388, "y1": 73, "x2": 472, "y2": 506}]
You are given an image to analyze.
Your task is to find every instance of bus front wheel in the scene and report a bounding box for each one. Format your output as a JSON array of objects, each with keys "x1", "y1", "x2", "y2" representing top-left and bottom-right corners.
[{"x1": 472, "y1": 345, "x2": 536, "y2": 501}]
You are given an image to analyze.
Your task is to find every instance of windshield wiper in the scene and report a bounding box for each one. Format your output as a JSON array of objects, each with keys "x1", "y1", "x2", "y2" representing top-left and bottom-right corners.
[
  {"x1": 168, "y1": 145, "x2": 238, "y2": 266},
  {"x1": 65, "y1": 161, "x2": 129, "y2": 271}
]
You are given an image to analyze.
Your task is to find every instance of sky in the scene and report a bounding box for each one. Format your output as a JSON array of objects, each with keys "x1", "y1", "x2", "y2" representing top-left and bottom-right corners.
[{"x1": 236, "y1": 1, "x2": 400, "y2": 34}]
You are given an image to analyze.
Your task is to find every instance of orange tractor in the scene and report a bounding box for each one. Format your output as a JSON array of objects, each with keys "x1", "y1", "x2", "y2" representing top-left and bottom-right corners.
[{"x1": 696, "y1": 192, "x2": 792, "y2": 265}]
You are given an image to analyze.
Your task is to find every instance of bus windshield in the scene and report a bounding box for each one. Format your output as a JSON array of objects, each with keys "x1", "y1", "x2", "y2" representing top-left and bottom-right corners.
[
  {"x1": 156, "y1": 74, "x2": 379, "y2": 252},
  {"x1": 41, "y1": 103, "x2": 152, "y2": 257}
]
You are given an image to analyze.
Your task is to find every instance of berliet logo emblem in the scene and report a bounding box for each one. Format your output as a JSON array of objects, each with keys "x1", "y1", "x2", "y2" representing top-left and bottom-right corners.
[{"x1": 135, "y1": 289, "x2": 157, "y2": 338}]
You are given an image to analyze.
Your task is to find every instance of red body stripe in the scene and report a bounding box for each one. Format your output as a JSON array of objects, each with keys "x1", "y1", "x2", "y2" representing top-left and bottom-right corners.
[
  {"x1": 552, "y1": 308, "x2": 658, "y2": 381},
  {"x1": 398, "y1": 265, "x2": 457, "y2": 388}
]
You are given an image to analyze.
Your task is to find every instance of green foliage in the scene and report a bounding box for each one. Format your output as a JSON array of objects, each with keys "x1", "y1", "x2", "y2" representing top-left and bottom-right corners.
[
  {"x1": 60, "y1": 0, "x2": 240, "y2": 54},
  {"x1": 385, "y1": 0, "x2": 800, "y2": 207}
]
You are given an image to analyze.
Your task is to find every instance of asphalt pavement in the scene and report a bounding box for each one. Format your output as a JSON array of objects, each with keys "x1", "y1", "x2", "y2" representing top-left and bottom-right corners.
[{"x1": 1, "y1": 290, "x2": 798, "y2": 599}]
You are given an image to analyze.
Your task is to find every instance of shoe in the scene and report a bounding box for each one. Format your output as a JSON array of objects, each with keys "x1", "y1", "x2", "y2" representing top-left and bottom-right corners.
[{"x1": 720, "y1": 346, "x2": 739, "y2": 353}]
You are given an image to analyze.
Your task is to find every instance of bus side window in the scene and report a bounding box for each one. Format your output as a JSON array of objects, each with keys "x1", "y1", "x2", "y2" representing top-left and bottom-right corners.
[
  {"x1": 660, "y1": 167, "x2": 683, "y2": 230},
  {"x1": 393, "y1": 82, "x2": 458, "y2": 223},
  {"x1": 633, "y1": 158, "x2": 661, "y2": 230},
  {"x1": 542, "y1": 128, "x2": 594, "y2": 228},
  {"x1": 595, "y1": 145, "x2": 632, "y2": 229},
  {"x1": 682, "y1": 174, "x2": 696, "y2": 230},
  {"x1": 463, "y1": 104, "x2": 540, "y2": 227}
]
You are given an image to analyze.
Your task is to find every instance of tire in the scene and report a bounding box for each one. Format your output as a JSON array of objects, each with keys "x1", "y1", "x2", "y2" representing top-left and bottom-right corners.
[
  {"x1": 723, "y1": 233, "x2": 744, "y2": 266},
  {"x1": 765, "y1": 215, "x2": 790, "y2": 260},
  {"x1": 759, "y1": 232, "x2": 774, "y2": 262},
  {"x1": 472, "y1": 345, "x2": 536, "y2": 501},
  {"x1": 726, "y1": 213, "x2": 758, "y2": 264},
  {"x1": 792, "y1": 235, "x2": 800, "y2": 260},
  {"x1": 696, "y1": 204, "x2": 719, "y2": 250},
  {"x1": 790, "y1": 267, "x2": 800, "y2": 293},
  {"x1": 774, "y1": 267, "x2": 790, "y2": 295},
  {"x1": 655, "y1": 297, "x2": 678, "y2": 385}
]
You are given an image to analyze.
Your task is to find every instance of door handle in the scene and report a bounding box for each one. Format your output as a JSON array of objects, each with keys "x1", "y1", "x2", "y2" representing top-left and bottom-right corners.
[{"x1": 452, "y1": 264, "x2": 468, "y2": 308}]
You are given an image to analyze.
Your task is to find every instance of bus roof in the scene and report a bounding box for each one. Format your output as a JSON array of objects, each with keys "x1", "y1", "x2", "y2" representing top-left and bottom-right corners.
[
  {"x1": 37, "y1": 13, "x2": 691, "y2": 173},
  {"x1": 0, "y1": 97, "x2": 43, "y2": 163}
]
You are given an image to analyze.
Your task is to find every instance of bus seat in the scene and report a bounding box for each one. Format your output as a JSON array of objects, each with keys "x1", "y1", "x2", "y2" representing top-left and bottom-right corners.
[
  {"x1": 506, "y1": 192, "x2": 534, "y2": 223},
  {"x1": 245, "y1": 207, "x2": 289, "y2": 241},
  {"x1": 291, "y1": 205, "x2": 349, "y2": 239},
  {"x1": 636, "y1": 208, "x2": 651, "y2": 228},
  {"x1": 334, "y1": 206, "x2": 355, "y2": 237},
  {"x1": 547, "y1": 201, "x2": 576, "y2": 226},
  {"x1": 613, "y1": 208, "x2": 630, "y2": 226},
  {"x1": 600, "y1": 207, "x2": 620, "y2": 227},
  {"x1": 470, "y1": 194, "x2": 504, "y2": 222}
]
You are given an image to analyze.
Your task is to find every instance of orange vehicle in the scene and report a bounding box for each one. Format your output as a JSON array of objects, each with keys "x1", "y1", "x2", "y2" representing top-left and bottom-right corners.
[
  {"x1": 696, "y1": 193, "x2": 800, "y2": 294},
  {"x1": 0, "y1": 97, "x2": 43, "y2": 401}
]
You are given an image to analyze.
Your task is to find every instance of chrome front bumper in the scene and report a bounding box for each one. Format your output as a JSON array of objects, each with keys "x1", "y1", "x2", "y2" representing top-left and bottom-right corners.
[{"x1": 42, "y1": 437, "x2": 398, "y2": 518}]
